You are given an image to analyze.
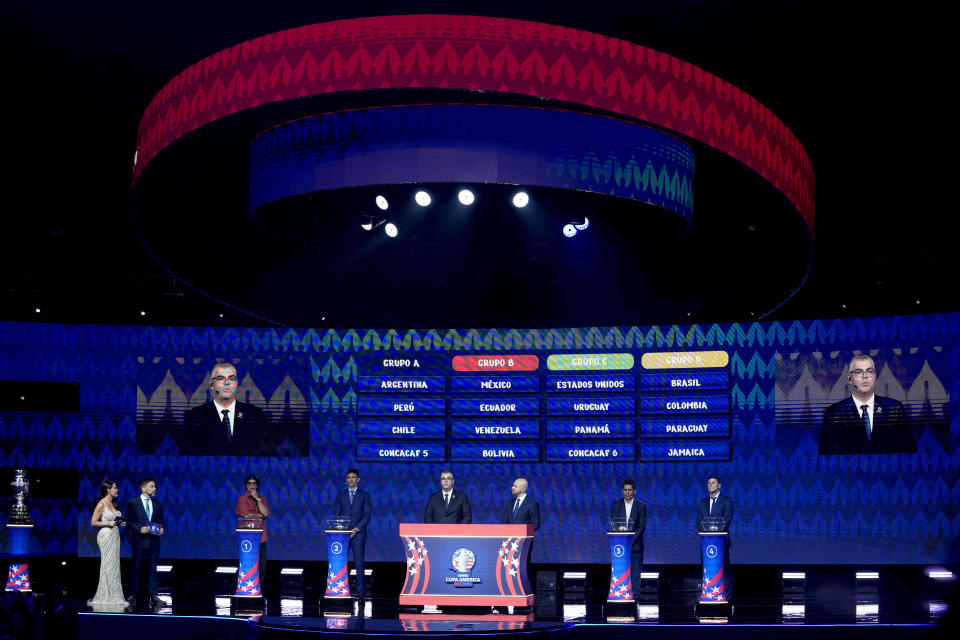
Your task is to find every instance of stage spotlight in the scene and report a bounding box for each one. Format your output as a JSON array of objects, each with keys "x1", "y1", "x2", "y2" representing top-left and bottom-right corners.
[
  {"x1": 458, "y1": 189, "x2": 475, "y2": 205},
  {"x1": 415, "y1": 191, "x2": 431, "y2": 207},
  {"x1": 375, "y1": 195, "x2": 389, "y2": 211},
  {"x1": 562, "y1": 217, "x2": 590, "y2": 237},
  {"x1": 384, "y1": 222, "x2": 398, "y2": 237},
  {"x1": 361, "y1": 216, "x2": 374, "y2": 231},
  {"x1": 140, "y1": 310, "x2": 147, "y2": 317},
  {"x1": 512, "y1": 191, "x2": 529, "y2": 208},
  {"x1": 34, "y1": 308, "x2": 41, "y2": 314}
]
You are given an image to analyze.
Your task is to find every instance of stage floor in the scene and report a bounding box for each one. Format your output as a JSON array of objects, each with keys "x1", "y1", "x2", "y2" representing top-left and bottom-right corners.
[{"x1": 68, "y1": 591, "x2": 947, "y2": 639}]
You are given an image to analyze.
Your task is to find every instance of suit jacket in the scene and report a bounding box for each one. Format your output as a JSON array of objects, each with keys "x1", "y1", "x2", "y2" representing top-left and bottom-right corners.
[
  {"x1": 332, "y1": 488, "x2": 372, "y2": 539},
  {"x1": 500, "y1": 496, "x2": 541, "y2": 530},
  {"x1": 125, "y1": 494, "x2": 165, "y2": 549},
  {"x1": 696, "y1": 493, "x2": 733, "y2": 533},
  {"x1": 183, "y1": 401, "x2": 269, "y2": 456},
  {"x1": 818, "y1": 395, "x2": 916, "y2": 455},
  {"x1": 424, "y1": 490, "x2": 472, "y2": 524},
  {"x1": 610, "y1": 499, "x2": 646, "y2": 554}
]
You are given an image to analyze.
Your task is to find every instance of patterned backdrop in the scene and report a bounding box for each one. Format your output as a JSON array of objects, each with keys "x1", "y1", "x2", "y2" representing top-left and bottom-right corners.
[{"x1": 0, "y1": 313, "x2": 956, "y2": 564}]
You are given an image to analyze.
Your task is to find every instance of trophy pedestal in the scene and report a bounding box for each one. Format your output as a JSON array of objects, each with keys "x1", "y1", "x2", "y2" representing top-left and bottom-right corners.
[{"x1": 5, "y1": 524, "x2": 33, "y2": 592}]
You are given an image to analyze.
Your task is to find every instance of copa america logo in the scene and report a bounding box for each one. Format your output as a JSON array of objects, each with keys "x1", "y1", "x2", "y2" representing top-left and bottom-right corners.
[
  {"x1": 331, "y1": 542, "x2": 343, "y2": 554},
  {"x1": 613, "y1": 544, "x2": 626, "y2": 558},
  {"x1": 241, "y1": 539, "x2": 253, "y2": 553},
  {"x1": 446, "y1": 547, "x2": 481, "y2": 587},
  {"x1": 705, "y1": 544, "x2": 718, "y2": 559}
]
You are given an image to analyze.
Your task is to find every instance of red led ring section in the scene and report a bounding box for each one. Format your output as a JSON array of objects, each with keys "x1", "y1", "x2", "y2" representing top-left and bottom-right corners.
[
  {"x1": 133, "y1": 14, "x2": 814, "y2": 232},
  {"x1": 451, "y1": 355, "x2": 540, "y2": 372}
]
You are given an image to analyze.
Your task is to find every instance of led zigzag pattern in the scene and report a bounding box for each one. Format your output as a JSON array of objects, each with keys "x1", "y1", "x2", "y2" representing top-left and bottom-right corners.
[
  {"x1": 0, "y1": 314, "x2": 956, "y2": 563},
  {"x1": 132, "y1": 15, "x2": 814, "y2": 228}
]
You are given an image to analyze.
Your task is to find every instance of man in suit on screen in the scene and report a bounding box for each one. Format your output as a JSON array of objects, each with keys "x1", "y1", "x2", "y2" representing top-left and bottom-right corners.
[
  {"x1": 183, "y1": 362, "x2": 270, "y2": 456},
  {"x1": 610, "y1": 478, "x2": 647, "y2": 590},
  {"x1": 125, "y1": 477, "x2": 165, "y2": 606},
  {"x1": 331, "y1": 468, "x2": 372, "y2": 599},
  {"x1": 818, "y1": 354, "x2": 916, "y2": 455},
  {"x1": 424, "y1": 470, "x2": 472, "y2": 524}
]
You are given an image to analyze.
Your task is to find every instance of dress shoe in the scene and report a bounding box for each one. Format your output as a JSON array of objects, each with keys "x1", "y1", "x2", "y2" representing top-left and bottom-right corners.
[
  {"x1": 125, "y1": 595, "x2": 136, "y2": 603},
  {"x1": 149, "y1": 595, "x2": 163, "y2": 605}
]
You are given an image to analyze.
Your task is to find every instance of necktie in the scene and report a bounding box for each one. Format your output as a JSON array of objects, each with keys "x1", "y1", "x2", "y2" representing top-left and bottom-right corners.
[
  {"x1": 710, "y1": 497, "x2": 715, "y2": 514},
  {"x1": 221, "y1": 409, "x2": 231, "y2": 443},
  {"x1": 350, "y1": 489, "x2": 355, "y2": 504},
  {"x1": 444, "y1": 493, "x2": 450, "y2": 508},
  {"x1": 145, "y1": 498, "x2": 152, "y2": 520},
  {"x1": 861, "y1": 404, "x2": 871, "y2": 439},
  {"x1": 512, "y1": 499, "x2": 520, "y2": 520}
]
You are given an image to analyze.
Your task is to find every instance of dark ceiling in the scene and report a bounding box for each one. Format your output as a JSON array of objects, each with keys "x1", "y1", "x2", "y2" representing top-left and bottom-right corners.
[{"x1": 2, "y1": 1, "x2": 950, "y2": 328}]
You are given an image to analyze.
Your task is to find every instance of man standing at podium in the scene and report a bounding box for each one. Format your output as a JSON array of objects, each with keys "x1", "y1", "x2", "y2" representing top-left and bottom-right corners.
[
  {"x1": 501, "y1": 477, "x2": 541, "y2": 529},
  {"x1": 696, "y1": 475, "x2": 733, "y2": 599},
  {"x1": 235, "y1": 474, "x2": 270, "y2": 593},
  {"x1": 696, "y1": 476, "x2": 732, "y2": 532},
  {"x1": 332, "y1": 469, "x2": 372, "y2": 599},
  {"x1": 424, "y1": 470, "x2": 472, "y2": 524},
  {"x1": 610, "y1": 479, "x2": 646, "y2": 590}
]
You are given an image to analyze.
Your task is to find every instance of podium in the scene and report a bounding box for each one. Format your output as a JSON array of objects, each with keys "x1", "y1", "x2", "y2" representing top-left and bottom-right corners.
[
  {"x1": 233, "y1": 516, "x2": 263, "y2": 600},
  {"x1": 4, "y1": 524, "x2": 33, "y2": 592},
  {"x1": 324, "y1": 517, "x2": 352, "y2": 601},
  {"x1": 606, "y1": 530, "x2": 635, "y2": 602},
  {"x1": 398, "y1": 524, "x2": 534, "y2": 606},
  {"x1": 698, "y1": 529, "x2": 730, "y2": 620}
]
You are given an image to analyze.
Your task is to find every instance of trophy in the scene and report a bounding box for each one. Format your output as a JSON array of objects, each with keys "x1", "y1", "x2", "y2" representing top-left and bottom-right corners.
[{"x1": 8, "y1": 469, "x2": 31, "y2": 524}]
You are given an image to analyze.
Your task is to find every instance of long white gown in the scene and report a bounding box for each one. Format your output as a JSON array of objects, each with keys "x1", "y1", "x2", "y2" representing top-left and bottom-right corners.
[{"x1": 88, "y1": 506, "x2": 127, "y2": 607}]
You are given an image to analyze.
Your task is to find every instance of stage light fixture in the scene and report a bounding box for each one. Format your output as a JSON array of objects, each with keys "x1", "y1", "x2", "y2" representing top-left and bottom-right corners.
[
  {"x1": 375, "y1": 195, "x2": 389, "y2": 210},
  {"x1": 458, "y1": 189, "x2": 475, "y2": 205},
  {"x1": 415, "y1": 191, "x2": 431, "y2": 206},
  {"x1": 562, "y1": 217, "x2": 590, "y2": 238},
  {"x1": 384, "y1": 222, "x2": 398, "y2": 237},
  {"x1": 140, "y1": 310, "x2": 146, "y2": 317},
  {"x1": 512, "y1": 191, "x2": 529, "y2": 208},
  {"x1": 34, "y1": 308, "x2": 40, "y2": 314}
]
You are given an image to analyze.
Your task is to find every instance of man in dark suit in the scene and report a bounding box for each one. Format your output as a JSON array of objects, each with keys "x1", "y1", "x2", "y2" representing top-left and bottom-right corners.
[
  {"x1": 610, "y1": 479, "x2": 646, "y2": 590},
  {"x1": 183, "y1": 362, "x2": 270, "y2": 456},
  {"x1": 424, "y1": 470, "x2": 472, "y2": 524},
  {"x1": 696, "y1": 475, "x2": 733, "y2": 532},
  {"x1": 500, "y1": 477, "x2": 541, "y2": 573},
  {"x1": 500, "y1": 477, "x2": 541, "y2": 529},
  {"x1": 125, "y1": 477, "x2": 165, "y2": 606},
  {"x1": 818, "y1": 355, "x2": 916, "y2": 455},
  {"x1": 696, "y1": 475, "x2": 733, "y2": 600},
  {"x1": 331, "y1": 468, "x2": 372, "y2": 599}
]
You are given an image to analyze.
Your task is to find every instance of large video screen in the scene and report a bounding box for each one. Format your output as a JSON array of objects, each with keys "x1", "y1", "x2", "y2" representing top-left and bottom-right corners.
[{"x1": 0, "y1": 313, "x2": 955, "y2": 564}]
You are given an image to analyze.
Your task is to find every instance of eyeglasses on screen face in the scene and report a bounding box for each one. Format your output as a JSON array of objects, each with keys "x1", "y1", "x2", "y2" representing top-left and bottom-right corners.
[
  {"x1": 849, "y1": 368, "x2": 875, "y2": 376},
  {"x1": 213, "y1": 375, "x2": 238, "y2": 383}
]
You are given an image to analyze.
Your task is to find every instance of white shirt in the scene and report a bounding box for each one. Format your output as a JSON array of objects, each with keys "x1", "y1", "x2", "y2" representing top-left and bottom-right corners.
[
  {"x1": 624, "y1": 499, "x2": 634, "y2": 521},
  {"x1": 141, "y1": 494, "x2": 153, "y2": 520},
  {"x1": 851, "y1": 394, "x2": 875, "y2": 434},
  {"x1": 214, "y1": 399, "x2": 237, "y2": 437}
]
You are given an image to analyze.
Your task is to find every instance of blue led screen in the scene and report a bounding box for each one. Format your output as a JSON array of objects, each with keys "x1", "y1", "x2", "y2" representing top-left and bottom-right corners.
[{"x1": 0, "y1": 313, "x2": 956, "y2": 564}]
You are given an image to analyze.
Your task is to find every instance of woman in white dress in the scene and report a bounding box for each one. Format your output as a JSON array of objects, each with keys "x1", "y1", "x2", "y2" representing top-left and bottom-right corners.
[{"x1": 88, "y1": 480, "x2": 127, "y2": 607}]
